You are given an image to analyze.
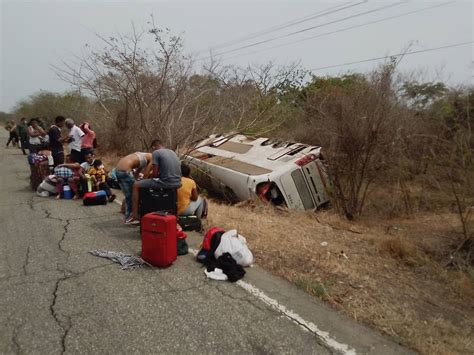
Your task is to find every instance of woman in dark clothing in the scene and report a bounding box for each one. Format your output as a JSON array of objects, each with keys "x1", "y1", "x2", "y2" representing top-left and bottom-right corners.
[{"x1": 48, "y1": 116, "x2": 68, "y2": 166}]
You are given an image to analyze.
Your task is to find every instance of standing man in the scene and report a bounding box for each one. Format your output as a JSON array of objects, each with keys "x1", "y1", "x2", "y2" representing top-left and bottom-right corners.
[
  {"x1": 48, "y1": 116, "x2": 68, "y2": 167},
  {"x1": 16, "y1": 118, "x2": 29, "y2": 155},
  {"x1": 65, "y1": 118, "x2": 84, "y2": 163},
  {"x1": 129, "y1": 139, "x2": 182, "y2": 224}
]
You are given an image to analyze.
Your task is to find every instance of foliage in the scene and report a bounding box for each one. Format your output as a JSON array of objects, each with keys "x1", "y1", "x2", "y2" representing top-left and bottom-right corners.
[
  {"x1": 13, "y1": 91, "x2": 99, "y2": 126},
  {"x1": 402, "y1": 81, "x2": 447, "y2": 109}
]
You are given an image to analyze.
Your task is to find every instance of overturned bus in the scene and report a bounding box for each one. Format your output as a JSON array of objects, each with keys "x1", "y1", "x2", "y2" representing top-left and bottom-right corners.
[{"x1": 183, "y1": 133, "x2": 330, "y2": 211}]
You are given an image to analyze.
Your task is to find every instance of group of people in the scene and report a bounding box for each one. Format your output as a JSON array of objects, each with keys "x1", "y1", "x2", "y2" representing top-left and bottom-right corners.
[
  {"x1": 7, "y1": 116, "x2": 96, "y2": 164},
  {"x1": 114, "y1": 140, "x2": 205, "y2": 225},
  {"x1": 15, "y1": 115, "x2": 205, "y2": 225}
]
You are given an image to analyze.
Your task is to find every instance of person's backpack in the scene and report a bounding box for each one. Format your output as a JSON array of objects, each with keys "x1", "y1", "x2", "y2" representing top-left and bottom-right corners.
[
  {"x1": 196, "y1": 227, "x2": 225, "y2": 263},
  {"x1": 93, "y1": 138, "x2": 98, "y2": 149}
]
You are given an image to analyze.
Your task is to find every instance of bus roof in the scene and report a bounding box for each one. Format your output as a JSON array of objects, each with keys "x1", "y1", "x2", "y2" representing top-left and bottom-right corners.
[{"x1": 189, "y1": 134, "x2": 321, "y2": 175}]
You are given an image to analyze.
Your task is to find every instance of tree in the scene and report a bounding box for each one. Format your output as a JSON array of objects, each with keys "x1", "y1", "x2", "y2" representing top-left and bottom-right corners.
[
  {"x1": 401, "y1": 81, "x2": 447, "y2": 109},
  {"x1": 55, "y1": 21, "x2": 216, "y2": 152}
]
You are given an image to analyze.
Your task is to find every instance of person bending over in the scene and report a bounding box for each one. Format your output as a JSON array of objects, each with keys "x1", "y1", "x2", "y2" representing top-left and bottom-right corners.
[
  {"x1": 115, "y1": 151, "x2": 153, "y2": 223},
  {"x1": 177, "y1": 163, "x2": 204, "y2": 220},
  {"x1": 54, "y1": 155, "x2": 84, "y2": 200},
  {"x1": 129, "y1": 139, "x2": 182, "y2": 224}
]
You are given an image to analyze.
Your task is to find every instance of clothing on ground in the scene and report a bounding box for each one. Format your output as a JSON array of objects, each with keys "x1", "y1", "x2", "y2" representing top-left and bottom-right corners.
[
  {"x1": 204, "y1": 268, "x2": 228, "y2": 281},
  {"x1": 89, "y1": 250, "x2": 148, "y2": 270}
]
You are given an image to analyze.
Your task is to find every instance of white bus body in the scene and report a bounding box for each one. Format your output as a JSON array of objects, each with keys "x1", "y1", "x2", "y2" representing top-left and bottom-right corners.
[{"x1": 183, "y1": 134, "x2": 330, "y2": 211}]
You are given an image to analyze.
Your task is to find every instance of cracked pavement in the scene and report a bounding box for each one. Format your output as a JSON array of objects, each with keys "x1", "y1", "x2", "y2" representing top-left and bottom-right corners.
[{"x1": 0, "y1": 132, "x2": 411, "y2": 354}]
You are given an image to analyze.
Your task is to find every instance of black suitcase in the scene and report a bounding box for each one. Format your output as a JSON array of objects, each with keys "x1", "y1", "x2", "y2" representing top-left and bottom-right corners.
[
  {"x1": 177, "y1": 216, "x2": 202, "y2": 232},
  {"x1": 139, "y1": 187, "x2": 178, "y2": 217}
]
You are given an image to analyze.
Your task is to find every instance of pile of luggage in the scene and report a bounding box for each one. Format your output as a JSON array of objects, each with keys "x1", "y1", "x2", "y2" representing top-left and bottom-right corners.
[{"x1": 139, "y1": 187, "x2": 253, "y2": 282}]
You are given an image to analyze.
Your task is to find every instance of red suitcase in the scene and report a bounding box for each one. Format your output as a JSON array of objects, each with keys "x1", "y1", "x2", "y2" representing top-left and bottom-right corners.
[{"x1": 141, "y1": 213, "x2": 177, "y2": 267}]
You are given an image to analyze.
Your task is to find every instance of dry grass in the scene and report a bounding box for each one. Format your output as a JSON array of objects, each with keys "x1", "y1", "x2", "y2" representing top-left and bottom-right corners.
[{"x1": 206, "y1": 200, "x2": 474, "y2": 354}]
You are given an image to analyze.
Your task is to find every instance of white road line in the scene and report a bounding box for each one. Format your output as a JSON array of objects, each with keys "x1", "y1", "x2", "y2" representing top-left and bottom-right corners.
[{"x1": 188, "y1": 247, "x2": 356, "y2": 355}]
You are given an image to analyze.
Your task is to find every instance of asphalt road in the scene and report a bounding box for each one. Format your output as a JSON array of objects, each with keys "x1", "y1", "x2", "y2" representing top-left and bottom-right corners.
[{"x1": 0, "y1": 132, "x2": 411, "y2": 354}]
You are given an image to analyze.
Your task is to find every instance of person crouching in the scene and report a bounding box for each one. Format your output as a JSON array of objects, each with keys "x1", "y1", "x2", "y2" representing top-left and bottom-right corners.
[
  {"x1": 54, "y1": 154, "x2": 83, "y2": 199},
  {"x1": 177, "y1": 163, "x2": 205, "y2": 219}
]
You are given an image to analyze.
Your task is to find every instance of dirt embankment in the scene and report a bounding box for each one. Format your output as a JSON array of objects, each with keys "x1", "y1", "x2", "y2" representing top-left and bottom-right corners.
[{"x1": 205, "y1": 200, "x2": 474, "y2": 355}]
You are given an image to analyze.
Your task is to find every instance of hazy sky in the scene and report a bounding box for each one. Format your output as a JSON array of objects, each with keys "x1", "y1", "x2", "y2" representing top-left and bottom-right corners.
[{"x1": 1, "y1": 0, "x2": 472, "y2": 112}]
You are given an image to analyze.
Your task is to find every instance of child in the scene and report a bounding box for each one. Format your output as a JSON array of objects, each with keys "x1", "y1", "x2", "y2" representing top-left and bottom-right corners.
[
  {"x1": 54, "y1": 155, "x2": 84, "y2": 199},
  {"x1": 87, "y1": 159, "x2": 116, "y2": 202},
  {"x1": 80, "y1": 153, "x2": 95, "y2": 194}
]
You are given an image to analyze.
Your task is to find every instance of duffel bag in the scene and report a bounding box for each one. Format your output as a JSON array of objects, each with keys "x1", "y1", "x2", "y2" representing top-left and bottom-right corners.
[
  {"x1": 177, "y1": 215, "x2": 202, "y2": 232},
  {"x1": 83, "y1": 191, "x2": 108, "y2": 206}
]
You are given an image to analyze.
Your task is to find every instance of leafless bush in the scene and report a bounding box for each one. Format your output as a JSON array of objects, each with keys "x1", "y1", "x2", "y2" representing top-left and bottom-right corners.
[
  {"x1": 55, "y1": 21, "x2": 217, "y2": 152},
  {"x1": 201, "y1": 61, "x2": 307, "y2": 137}
]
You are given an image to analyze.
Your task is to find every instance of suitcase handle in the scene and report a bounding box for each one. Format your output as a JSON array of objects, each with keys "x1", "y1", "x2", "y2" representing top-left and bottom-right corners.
[{"x1": 151, "y1": 211, "x2": 170, "y2": 216}]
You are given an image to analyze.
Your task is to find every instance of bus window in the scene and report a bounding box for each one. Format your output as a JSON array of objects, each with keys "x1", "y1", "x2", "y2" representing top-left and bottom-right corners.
[{"x1": 290, "y1": 169, "x2": 315, "y2": 210}]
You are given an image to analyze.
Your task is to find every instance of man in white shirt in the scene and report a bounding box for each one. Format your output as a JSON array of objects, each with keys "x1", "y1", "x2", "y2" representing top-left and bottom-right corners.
[{"x1": 65, "y1": 118, "x2": 85, "y2": 163}]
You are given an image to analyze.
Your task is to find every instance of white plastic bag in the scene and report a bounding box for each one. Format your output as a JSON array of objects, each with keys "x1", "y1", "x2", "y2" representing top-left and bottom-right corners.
[{"x1": 214, "y1": 229, "x2": 253, "y2": 267}]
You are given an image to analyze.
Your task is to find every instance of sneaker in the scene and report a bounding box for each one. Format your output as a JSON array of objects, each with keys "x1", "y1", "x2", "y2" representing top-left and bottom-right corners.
[
  {"x1": 124, "y1": 217, "x2": 140, "y2": 225},
  {"x1": 109, "y1": 194, "x2": 116, "y2": 203}
]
